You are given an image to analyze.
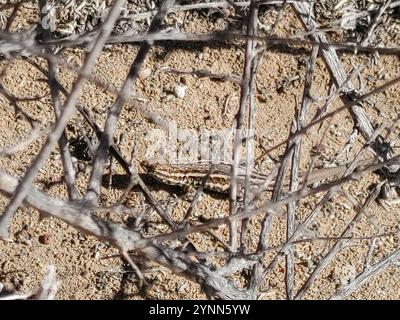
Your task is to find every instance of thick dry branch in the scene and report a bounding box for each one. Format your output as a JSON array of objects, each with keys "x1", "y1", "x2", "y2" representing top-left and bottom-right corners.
[
  {"x1": 24, "y1": 30, "x2": 400, "y2": 55},
  {"x1": 4, "y1": 25, "x2": 400, "y2": 58}
]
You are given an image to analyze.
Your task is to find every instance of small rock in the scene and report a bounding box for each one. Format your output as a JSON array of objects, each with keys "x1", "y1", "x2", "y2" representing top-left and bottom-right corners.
[
  {"x1": 138, "y1": 68, "x2": 152, "y2": 80},
  {"x1": 163, "y1": 94, "x2": 174, "y2": 102},
  {"x1": 94, "y1": 251, "x2": 101, "y2": 260},
  {"x1": 174, "y1": 84, "x2": 187, "y2": 98},
  {"x1": 39, "y1": 234, "x2": 51, "y2": 245},
  {"x1": 22, "y1": 239, "x2": 32, "y2": 247}
]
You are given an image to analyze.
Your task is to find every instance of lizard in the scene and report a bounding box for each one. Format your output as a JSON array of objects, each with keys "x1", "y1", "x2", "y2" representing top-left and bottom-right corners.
[{"x1": 140, "y1": 158, "x2": 376, "y2": 198}]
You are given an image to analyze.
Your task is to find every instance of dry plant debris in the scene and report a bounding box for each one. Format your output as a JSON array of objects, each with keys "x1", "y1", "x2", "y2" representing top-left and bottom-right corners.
[{"x1": 0, "y1": 0, "x2": 400, "y2": 300}]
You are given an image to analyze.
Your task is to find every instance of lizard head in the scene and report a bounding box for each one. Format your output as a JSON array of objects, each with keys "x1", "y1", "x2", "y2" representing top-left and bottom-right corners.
[
  {"x1": 140, "y1": 158, "x2": 164, "y2": 173},
  {"x1": 140, "y1": 159, "x2": 153, "y2": 173}
]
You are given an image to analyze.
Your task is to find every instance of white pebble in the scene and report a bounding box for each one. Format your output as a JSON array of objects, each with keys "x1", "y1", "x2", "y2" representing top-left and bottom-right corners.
[
  {"x1": 23, "y1": 239, "x2": 32, "y2": 246},
  {"x1": 174, "y1": 84, "x2": 187, "y2": 98},
  {"x1": 138, "y1": 68, "x2": 152, "y2": 80}
]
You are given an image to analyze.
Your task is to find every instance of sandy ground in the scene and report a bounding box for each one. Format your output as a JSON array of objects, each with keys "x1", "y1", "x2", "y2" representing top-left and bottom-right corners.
[{"x1": 0, "y1": 2, "x2": 399, "y2": 299}]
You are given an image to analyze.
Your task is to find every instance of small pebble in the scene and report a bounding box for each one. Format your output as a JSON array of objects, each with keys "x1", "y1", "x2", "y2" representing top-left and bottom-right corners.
[
  {"x1": 22, "y1": 239, "x2": 32, "y2": 247},
  {"x1": 138, "y1": 68, "x2": 152, "y2": 80},
  {"x1": 174, "y1": 84, "x2": 187, "y2": 98},
  {"x1": 39, "y1": 234, "x2": 51, "y2": 245}
]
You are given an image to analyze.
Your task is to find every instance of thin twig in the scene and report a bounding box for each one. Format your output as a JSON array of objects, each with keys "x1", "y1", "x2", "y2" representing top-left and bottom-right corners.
[
  {"x1": 229, "y1": 0, "x2": 258, "y2": 252},
  {"x1": 39, "y1": 0, "x2": 80, "y2": 201}
]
